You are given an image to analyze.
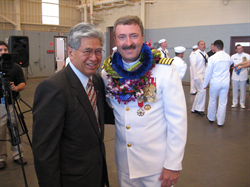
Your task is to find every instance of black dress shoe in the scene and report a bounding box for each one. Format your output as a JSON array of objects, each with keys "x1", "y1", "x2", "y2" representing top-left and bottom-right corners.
[
  {"x1": 14, "y1": 157, "x2": 27, "y2": 165},
  {"x1": 218, "y1": 125, "x2": 223, "y2": 127},
  {"x1": 0, "y1": 161, "x2": 6, "y2": 170},
  {"x1": 190, "y1": 92, "x2": 197, "y2": 95},
  {"x1": 195, "y1": 110, "x2": 205, "y2": 115}
]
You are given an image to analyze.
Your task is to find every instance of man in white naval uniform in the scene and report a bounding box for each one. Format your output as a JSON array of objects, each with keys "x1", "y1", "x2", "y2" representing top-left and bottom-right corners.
[
  {"x1": 102, "y1": 16, "x2": 187, "y2": 187},
  {"x1": 203, "y1": 40, "x2": 232, "y2": 127},
  {"x1": 231, "y1": 44, "x2": 250, "y2": 109},
  {"x1": 190, "y1": 40, "x2": 208, "y2": 115},
  {"x1": 157, "y1": 38, "x2": 170, "y2": 58},
  {"x1": 172, "y1": 46, "x2": 187, "y2": 80},
  {"x1": 189, "y1": 45, "x2": 198, "y2": 94}
]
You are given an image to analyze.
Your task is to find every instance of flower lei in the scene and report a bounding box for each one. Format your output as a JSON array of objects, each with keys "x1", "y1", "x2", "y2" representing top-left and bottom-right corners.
[{"x1": 103, "y1": 43, "x2": 161, "y2": 104}]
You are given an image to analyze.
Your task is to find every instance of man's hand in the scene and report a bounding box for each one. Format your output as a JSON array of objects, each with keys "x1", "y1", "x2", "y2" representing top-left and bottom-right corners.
[
  {"x1": 10, "y1": 82, "x2": 17, "y2": 91},
  {"x1": 10, "y1": 82, "x2": 25, "y2": 92},
  {"x1": 158, "y1": 168, "x2": 180, "y2": 187},
  {"x1": 236, "y1": 66, "x2": 242, "y2": 71}
]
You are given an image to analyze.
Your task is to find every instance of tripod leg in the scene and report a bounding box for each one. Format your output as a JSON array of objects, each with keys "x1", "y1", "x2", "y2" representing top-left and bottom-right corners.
[
  {"x1": 2, "y1": 75, "x2": 29, "y2": 186},
  {"x1": 7, "y1": 106, "x2": 28, "y2": 187},
  {"x1": 15, "y1": 127, "x2": 28, "y2": 187},
  {"x1": 0, "y1": 105, "x2": 8, "y2": 163},
  {"x1": 13, "y1": 101, "x2": 32, "y2": 147},
  {"x1": 19, "y1": 98, "x2": 33, "y2": 111}
]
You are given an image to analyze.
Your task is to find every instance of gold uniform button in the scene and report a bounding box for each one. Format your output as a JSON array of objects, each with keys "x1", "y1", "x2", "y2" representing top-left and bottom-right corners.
[
  {"x1": 126, "y1": 125, "x2": 130, "y2": 130},
  {"x1": 127, "y1": 143, "x2": 132, "y2": 147},
  {"x1": 126, "y1": 107, "x2": 130, "y2": 111}
]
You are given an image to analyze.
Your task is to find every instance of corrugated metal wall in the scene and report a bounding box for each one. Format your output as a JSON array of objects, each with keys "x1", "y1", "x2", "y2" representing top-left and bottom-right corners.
[{"x1": 0, "y1": 0, "x2": 82, "y2": 32}]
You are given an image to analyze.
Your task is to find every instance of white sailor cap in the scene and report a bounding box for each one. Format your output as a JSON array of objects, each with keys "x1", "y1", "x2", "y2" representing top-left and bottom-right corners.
[
  {"x1": 174, "y1": 46, "x2": 186, "y2": 53},
  {"x1": 158, "y1": 39, "x2": 166, "y2": 44},
  {"x1": 192, "y1": 45, "x2": 198, "y2": 49},
  {"x1": 112, "y1": 46, "x2": 117, "y2": 52}
]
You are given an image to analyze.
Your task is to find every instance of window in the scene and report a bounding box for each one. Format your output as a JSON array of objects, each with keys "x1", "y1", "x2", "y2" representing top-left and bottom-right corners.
[{"x1": 42, "y1": 0, "x2": 59, "y2": 25}]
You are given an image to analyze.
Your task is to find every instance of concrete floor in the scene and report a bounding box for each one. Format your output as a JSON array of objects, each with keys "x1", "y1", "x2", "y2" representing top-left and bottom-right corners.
[{"x1": 0, "y1": 78, "x2": 249, "y2": 187}]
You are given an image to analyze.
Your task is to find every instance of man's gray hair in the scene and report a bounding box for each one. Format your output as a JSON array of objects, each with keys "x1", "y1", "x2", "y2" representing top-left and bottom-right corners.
[{"x1": 67, "y1": 22, "x2": 105, "y2": 50}]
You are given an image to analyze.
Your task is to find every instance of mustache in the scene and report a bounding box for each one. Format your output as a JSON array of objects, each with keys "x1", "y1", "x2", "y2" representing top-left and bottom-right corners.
[{"x1": 122, "y1": 44, "x2": 136, "y2": 50}]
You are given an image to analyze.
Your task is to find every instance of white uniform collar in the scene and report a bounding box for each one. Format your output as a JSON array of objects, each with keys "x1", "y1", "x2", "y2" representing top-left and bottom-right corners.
[{"x1": 122, "y1": 57, "x2": 140, "y2": 70}]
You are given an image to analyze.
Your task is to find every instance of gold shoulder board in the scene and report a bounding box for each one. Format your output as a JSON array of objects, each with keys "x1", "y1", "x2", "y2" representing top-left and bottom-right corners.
[{"x1": 157, "y1": 58, "x2": 173, "y2": 65}]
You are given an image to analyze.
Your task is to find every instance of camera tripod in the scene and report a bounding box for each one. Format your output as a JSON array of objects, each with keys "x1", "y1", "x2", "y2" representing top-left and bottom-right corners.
[{"x1": 0, "y1": 71, "x2": 32, "y2": 187}]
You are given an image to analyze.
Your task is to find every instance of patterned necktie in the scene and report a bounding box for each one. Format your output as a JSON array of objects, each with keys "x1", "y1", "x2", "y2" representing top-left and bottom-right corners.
[{"x1": 86, "y1": 78, "x2": 101, "y2": 134}]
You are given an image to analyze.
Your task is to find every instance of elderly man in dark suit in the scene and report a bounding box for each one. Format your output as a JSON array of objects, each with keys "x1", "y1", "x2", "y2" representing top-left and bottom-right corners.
[{"x1": 32, "y1": 22, "x2": 114, "y2": 187}]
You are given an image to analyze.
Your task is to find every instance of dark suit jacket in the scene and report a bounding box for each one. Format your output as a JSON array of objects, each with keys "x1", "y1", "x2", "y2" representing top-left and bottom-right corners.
[{"x1": 32, "y1": 65, "x2": 114, "y2": 187}]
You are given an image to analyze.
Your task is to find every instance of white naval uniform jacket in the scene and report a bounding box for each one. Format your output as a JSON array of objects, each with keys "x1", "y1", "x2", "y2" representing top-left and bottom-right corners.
[
  {"x1": 190, "y1": 49, "x2": 208, "y2": 80},
  {"x1": 203, "y1": 51, "x2": 232, "y2": 87},
  {"x1": 101, "y1": 63, "x2": 187, "y2": 179},
  {"x1": 172, "y1": 56, "x2": 187, "y2": 80},
  {"x1": 231, "y1": 52, "x2": 250, "y2": 81}
]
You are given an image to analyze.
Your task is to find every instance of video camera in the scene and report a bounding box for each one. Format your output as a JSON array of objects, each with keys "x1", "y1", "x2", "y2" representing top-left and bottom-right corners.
[{"x1": 0, "y1": 52, "x2": 18, "y2": 70}]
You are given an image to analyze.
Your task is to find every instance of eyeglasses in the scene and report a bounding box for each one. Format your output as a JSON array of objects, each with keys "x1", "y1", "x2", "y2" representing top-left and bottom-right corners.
[{"x1": 77, "y1": 48, "x2": 104, "y2": 57}]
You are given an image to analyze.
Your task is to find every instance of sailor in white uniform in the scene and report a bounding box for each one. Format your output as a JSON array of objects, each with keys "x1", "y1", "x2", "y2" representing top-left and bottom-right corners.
[
  {"x1": 157, "y1": 39, "x2": 170, "y2": 58},
  {"x1": 190, "y1": 41, "x2": 208, "y2": 115},
  {"x1": 172, "y1": 46, "x2": 187, "y2": 80},
  {"x1": 203, "y1": 40, "x2": 232, "y2": 127},
  {"x1": 231, "y1": 44, "x2": 250, "y2": 109},
  {"x1": 189, "y1": 45, "x2": 198, "y2": 94},
  {"x1": 102, "y1": 15, "x2": 187, "y2": 187}
]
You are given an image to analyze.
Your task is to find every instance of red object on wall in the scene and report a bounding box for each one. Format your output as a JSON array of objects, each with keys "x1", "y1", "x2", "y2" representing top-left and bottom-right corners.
[{"x1": 47, "y1": 50, "x2": 54, "y2": 54}]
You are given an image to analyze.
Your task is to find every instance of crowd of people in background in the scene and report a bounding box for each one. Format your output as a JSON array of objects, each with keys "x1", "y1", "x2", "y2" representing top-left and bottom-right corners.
[
  {"x1": 187, "y1": 41, "x2": 249, "y2": 126},
  {"x1": 141, "y1": 38, "x2": 249, "y2": 126}
]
